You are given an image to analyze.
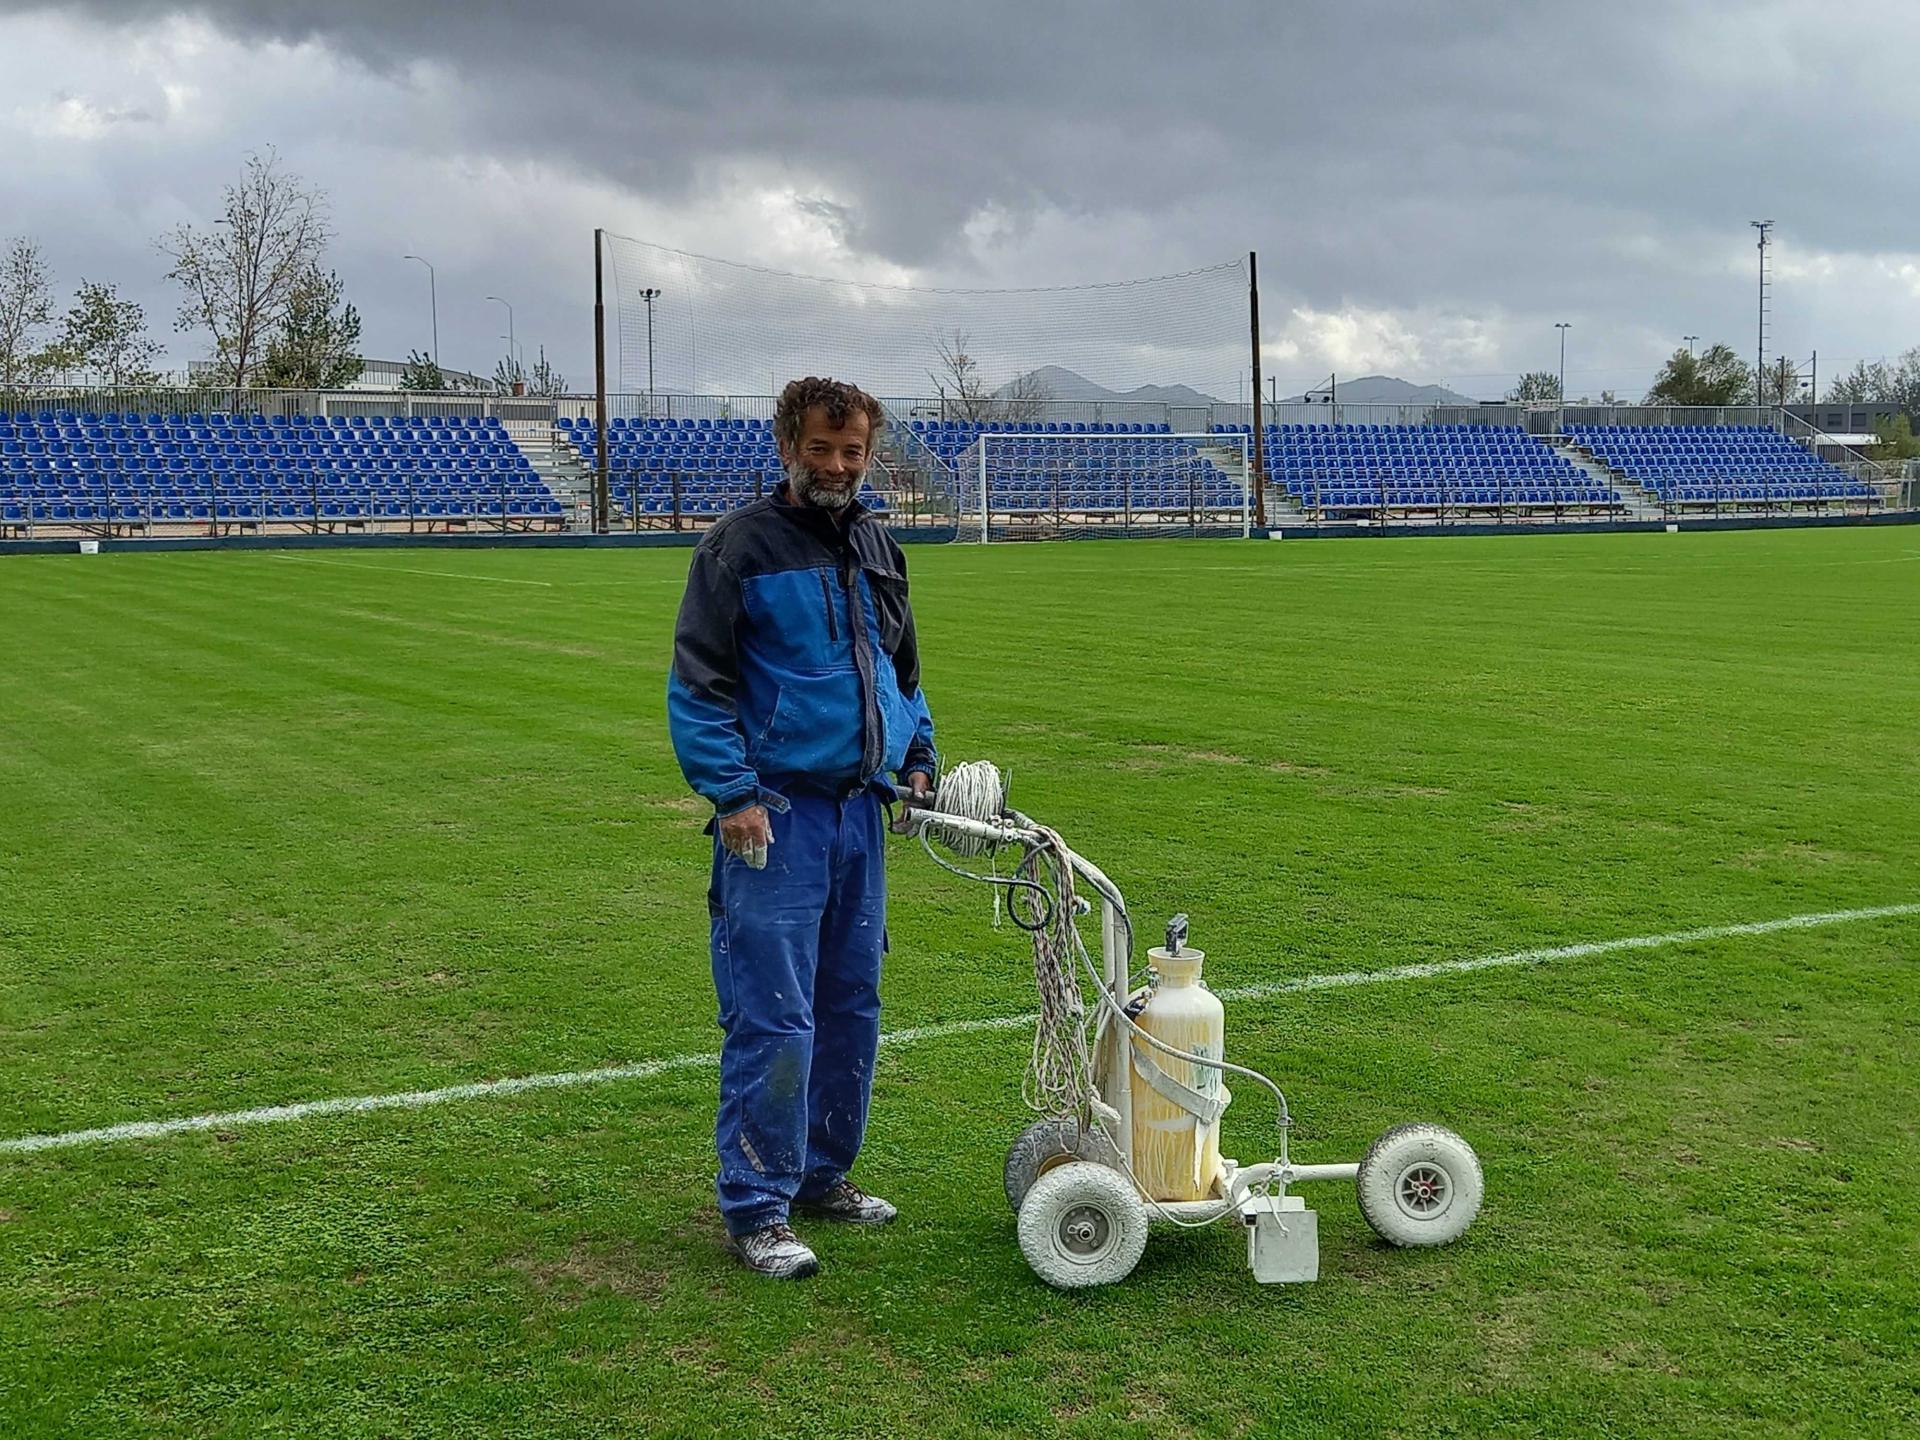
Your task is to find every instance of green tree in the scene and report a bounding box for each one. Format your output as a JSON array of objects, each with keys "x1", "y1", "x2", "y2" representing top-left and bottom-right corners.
[
  {"x1": 0, "y1": 236, "x2": 57, "y2": 387},
  {"x1": 1644, "y1": 343, "x2": 1753, "y2": 406},
  {"x1": 1507, "y1": 370, "x2": 1562, "y2": 402},
  {"x1": 490, "y1": 355, "x2": 525, "y2": 395},
  {"x1": 527, "y1": 345, "x2": 566, "y2": 398},
  {"x1": 1761, "y1": 356, "x2": 1807, "y2": 406},
  {"x1": 1869, "y1": 413, "x2": 1920, "y2": 463},
  {"x1": 398, "y1": 348, "x2": 446, "y2": 391},
  {"x1": 1825, "y1": 359, "x2": 1885, "y2": 403},
  {"x1": 257, "y1": 266, "x2": 363, "y2": 389},
  {"x1": 48, "y1": 280, "x2": 163, "y2": 386}
]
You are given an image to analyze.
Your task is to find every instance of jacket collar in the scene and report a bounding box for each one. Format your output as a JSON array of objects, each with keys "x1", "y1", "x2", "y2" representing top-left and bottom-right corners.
[{"x1": 773, "y1": 480, "x2": 868, "y2": 533}]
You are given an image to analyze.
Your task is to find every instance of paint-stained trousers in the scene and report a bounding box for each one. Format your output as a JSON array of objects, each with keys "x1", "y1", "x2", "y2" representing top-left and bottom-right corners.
[{"x1": 709, "y1": 788, "x2": 887, "y2": 1237}]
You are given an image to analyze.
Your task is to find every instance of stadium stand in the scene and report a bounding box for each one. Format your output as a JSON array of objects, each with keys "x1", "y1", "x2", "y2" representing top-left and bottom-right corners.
[
  {"x1": 1563, "y1": 424, "x2": 1878, "y2": 507},
  {"x1": 558, "y1": 416, "x2": 890, "y2": 520},
  {"x1": 0, "y1": 410, "x2": 563, "y2": 535},
  {"x1": 1215, "y1": 423, "x2": 1621, "y2": 514}
]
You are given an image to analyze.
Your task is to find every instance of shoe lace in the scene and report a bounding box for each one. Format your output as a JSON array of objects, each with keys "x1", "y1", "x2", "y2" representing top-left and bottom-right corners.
[{"x1": 765, "y1": 1223, "x2": 802, "y2": 1247}]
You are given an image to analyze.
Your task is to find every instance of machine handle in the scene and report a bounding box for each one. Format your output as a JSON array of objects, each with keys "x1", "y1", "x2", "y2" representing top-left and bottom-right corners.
[{"x1": 1165, "y1": 913, "x2": 1189, "y2": 955}]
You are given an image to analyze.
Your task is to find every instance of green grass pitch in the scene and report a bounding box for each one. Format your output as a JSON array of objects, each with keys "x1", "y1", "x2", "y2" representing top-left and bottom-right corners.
[{"x1": 2, "y1": 527, "x2": 1917, "y2": 1439}]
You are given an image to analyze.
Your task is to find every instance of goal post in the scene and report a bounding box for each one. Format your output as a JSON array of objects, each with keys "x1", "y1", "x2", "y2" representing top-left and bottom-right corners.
[{"x1": 954, "y1": 430, "x2": 1253, "y2": 541}]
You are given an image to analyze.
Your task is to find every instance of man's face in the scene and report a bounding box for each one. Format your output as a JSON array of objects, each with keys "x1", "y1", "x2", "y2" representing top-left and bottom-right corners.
[{"x1": 779, "y1": 406, "x2": 871, "y2": 511}]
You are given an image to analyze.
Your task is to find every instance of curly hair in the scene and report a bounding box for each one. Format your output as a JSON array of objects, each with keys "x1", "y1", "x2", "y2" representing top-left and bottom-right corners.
[{"x1": 773, "y1": 376, "x2": 885, "y2": 449}]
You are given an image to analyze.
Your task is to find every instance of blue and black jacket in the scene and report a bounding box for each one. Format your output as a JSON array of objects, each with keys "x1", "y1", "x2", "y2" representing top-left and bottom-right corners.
[{"x1": 668, "y1": 485, "x2": 937, "y2": 816}]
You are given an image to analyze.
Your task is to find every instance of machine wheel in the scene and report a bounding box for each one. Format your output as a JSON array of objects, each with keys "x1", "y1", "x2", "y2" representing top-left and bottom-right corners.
[
  {"x1": 1355, "y1": 1122, "x2": 1483, "y2": 1247},
  {"x1": 1004, "y1": 1119, "x2": 1112, "y2": 1212},
  {"x1": 1016, "y1": 1162, "x2": 1148, "y2": 1289}
]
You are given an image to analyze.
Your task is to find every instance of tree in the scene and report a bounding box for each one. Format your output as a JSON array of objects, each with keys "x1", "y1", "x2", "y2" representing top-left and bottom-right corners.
[
  {"x1": 398, "y1": 348, "x2": 446, "y2": 391},
  {"x1": 527, "y1": 346, "x2": 566, "y2": 398},
  {"x1": 929, "y1": 329, "x2": 991, "y2": 421},
  {"x1": 1869, "y1": 413, "x2": 1920, "y2": 463},
  {"x1": 257, "y1": 265, "x2": 363, "y2": 389},
  {"x1": 1507, "y1": 370, "x2": 1561, "y2": 402},
  {"x1": 1825, "y1": 359, "x2": 1885, "y2": 403},
  {"x1": 490, "y1": 355, "x2": 526, "y2": 394},
  {"x1": 928, "y1": 329, "x2": 1051, "y2": 422},
  {"x1": 1761, "y1": 356, "x2": 1807, "y2": 406},
  {"x1": 45, "y1": 280, "x2": 164, "y2": 386},
  {"x1": 0, "y1": 236, "x2": 56, "y2": 387},
  {"x1": 1599, "y1": 389, "x2": 1621, "y2": 406},
  {"x1": 157, "y1": 148, "x2": 331, "y2": 386},
  {"x1": 1644, "y1": 343, "x2": 1753, "y2": 406}
]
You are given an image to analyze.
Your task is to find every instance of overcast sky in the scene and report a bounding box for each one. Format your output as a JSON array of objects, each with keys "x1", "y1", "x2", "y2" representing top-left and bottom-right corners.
[{"x1": 5, "y1": 0, "x2": 1918, "y2": 400}]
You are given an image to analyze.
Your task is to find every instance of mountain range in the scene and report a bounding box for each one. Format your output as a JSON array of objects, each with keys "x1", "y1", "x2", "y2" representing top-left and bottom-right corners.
[{"x1": 995, "y1": 366, "x2": 1476, "y2": 407}]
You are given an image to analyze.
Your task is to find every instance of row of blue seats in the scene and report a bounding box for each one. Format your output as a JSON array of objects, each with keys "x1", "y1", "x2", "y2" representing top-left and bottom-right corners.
[
  {"x1": 563, "y1": 416, "x2": 764, "y2": 431},
  {"x1": 2, "y1": 498, "x2": 563, "y2": 523},
  {"x1": 1311, "y1": 488, "x2": 1615, "y2": 507},
  {"x1": 913, "y1": 421, "x2": 1173, "y2": 435},
  {"x1": 11, "y1": 409, "x2": 505, "y2": 426}
]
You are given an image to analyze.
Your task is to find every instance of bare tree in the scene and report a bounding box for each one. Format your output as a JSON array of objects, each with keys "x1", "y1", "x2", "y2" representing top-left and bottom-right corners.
[
  {"x1": 929, "y1": 329, "x2": 992, "y2": 422},
  {"x1": 0, "y1": 236, "x2": 56, "y2": 388},
  {"x1": 157, "y1": 149, "x2": 332, "y2": 387},
  {"x1": 998, "y1": 367, "x2": 1053, "y2": 424},
  {"x1": 928, "y1": 328, "x2": 1053, "y2": 423}
]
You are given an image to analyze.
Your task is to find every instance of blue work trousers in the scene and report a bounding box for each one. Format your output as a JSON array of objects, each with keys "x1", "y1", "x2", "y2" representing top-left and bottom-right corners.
[{"x1": 710, "y1": 788, "x2": 887, "y2": 1236}]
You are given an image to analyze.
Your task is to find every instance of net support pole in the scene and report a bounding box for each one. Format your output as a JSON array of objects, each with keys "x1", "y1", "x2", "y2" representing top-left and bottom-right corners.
[
  {"x1": 593, "y1": 227, "x2": 609, "y2": 534},
  {"x1": 1248, "y1": 251, "x2": 1268, "y2": 531}
]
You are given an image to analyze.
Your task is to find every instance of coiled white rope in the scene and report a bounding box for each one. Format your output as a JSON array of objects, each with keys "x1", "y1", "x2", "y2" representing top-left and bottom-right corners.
[{"x1": 915, "y1": 762, "x2": 1097, "y2": 1123}]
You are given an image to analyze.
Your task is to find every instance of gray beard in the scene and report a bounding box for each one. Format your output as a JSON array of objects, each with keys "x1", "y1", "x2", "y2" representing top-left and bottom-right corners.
[{"x1": 787, "y1": 459, "x2": 859, "y2": 511}]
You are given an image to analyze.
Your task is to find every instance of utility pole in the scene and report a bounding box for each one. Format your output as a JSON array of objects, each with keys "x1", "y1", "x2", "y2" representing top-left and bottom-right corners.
[
  {"x1": 1751, "y1": 221, "x2": 1773, "y2": 412},
  {"x1": 639, "y1": 287, "x2": 662, "y2": 413},
  {"x1": 404, "y1": 254, "x2": 438, "y2": 367},
  {"x1": 1555, "y1": 322, "x2": 1572, "y2": 406},
  {"x1": 1248, "y1": 251, "x2": 1267, "y2": 530},
  {"x1": 593, "y1": 229, "x2": 608, "y2": 533}
]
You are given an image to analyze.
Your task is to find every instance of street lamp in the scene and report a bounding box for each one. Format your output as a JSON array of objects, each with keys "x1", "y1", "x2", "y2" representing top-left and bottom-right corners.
[
  {"x1": 1554, "y1": 322, "x2": 1571, "y2": 405},
  {"x1": 639, "y1": 287, "x2": 661, "y2": 409},
  {"x1": 403, "y1": 254, "x2": 438, "y2": 367},
  {"x1": 485, "y1": 295, "x2": 515, "y2": 380},
  {"x1": 1683, "y1": 334, "x2": 1699, "y2": 356}
]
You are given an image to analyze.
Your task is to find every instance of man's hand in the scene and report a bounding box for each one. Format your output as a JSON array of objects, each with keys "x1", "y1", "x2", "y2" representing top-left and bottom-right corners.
[
  {"x1": 905, "y1": 770, "x2": 932, "y2": 802},
  {"x1": 718, "y1": 804, "x2": 772, "y2": 869}
]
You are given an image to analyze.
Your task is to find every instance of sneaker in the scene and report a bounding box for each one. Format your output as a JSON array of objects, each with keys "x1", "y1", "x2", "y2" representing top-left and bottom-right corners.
[
  {"x1": 794, "y1": 1180, "x2": 898, "y2": 1226},
  {"x1": 730, "y1": 1223, "x2": 819, "y2": 1279}
]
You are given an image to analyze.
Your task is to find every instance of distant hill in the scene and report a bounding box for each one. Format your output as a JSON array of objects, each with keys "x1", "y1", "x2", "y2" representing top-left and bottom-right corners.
[
  {"x1": 1277, "y1": 374, "x2": 1476, "y2": 405},
  {"x1": 995, "y1": 365, "x2": 1219, "y2": 407}
]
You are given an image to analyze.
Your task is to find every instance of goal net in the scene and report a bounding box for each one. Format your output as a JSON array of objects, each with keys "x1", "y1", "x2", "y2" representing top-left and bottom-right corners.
[
  {"x1": 599, "y1": 233, "x2": 1251, "y2": 526},
  {"x1": 950, "y1": 429, "x2": 1252, "y2": 541}
]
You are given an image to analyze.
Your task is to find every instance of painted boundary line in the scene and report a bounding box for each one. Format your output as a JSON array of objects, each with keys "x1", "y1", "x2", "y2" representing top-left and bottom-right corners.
[{"x1": 4, "y1": 901, "x2": 1914, "y2": 1157}]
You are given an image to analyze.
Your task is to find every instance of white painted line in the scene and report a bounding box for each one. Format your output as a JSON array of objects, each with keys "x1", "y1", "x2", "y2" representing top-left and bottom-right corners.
[
  {"x1": 266, "y1": 554, "x2": 555, "y2": 587},
  {"x1": 3, "y1": 901, "x2": 1913, "y2": 1156}
]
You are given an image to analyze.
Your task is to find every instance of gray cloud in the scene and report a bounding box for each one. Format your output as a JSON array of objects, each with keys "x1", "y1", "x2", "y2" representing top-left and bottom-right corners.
[{"x1": 3, "y1": 0, "x2": 1918, "y2": 397}]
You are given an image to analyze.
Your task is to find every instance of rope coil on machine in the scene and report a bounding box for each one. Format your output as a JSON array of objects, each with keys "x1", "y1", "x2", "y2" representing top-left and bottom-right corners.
[
  {"x1": 911, "y1": 760, "x2": 1297, "y2": 1230},
  {"x1": 914, "y1": 761, "x2": 1100, "y2": 1124}
]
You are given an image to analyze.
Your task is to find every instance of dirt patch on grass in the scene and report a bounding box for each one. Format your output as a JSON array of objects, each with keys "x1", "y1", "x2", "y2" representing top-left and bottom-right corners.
[
  {"x1": 1733, "y1": 842, "x2": 1861, "y2": 870},
  {"x1": 1268, "y1": 758, "x2": 1333, "y2": 776},
  {"x1": 508, "y1": 1237, "x2": 672, "y2": 1306},
  {"x1": 0, "y1": 1208, "x2": 18, "y2": 1223}
]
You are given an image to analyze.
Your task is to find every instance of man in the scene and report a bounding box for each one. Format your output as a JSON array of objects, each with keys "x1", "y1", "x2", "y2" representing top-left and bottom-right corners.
[{"x1": 667, "y1": 377, "x2": 937, "y2": 1279}]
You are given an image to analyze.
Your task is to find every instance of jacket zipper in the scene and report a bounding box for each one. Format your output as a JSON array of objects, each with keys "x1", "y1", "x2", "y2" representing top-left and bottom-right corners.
[
  {"x1": 843, "y1": 552, "x2": 882, "y2": 779},
  {"x1": 820, "y1": 569, "x2": 838, "y2": 641}
]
